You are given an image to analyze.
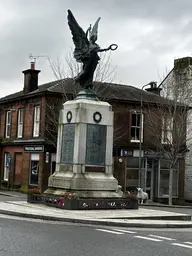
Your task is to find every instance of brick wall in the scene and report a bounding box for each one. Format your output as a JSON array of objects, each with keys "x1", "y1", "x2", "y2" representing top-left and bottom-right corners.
[
  {"x1": 0, "y1": 112, "x2": 5, "y2": 138},
  {"x1": 23, "y1": 103, "x2": 34, "y2": 137},
  {"x1": 178, "y1": 157, "x2": 185, "y2": 199},
  {"x1": 22, "y1": 152, "x2": 30, "y2": 188},
  {"x1": 113, "y1": 103, "x2": 163, "y2": 148},
  {"x1": 44, "y1": 94, "x2": 63, "y2": 146},
  {"x1": 1, "y1": 146, "x2": 23, "y2": 187},
  {"x1": 184, "y1": 152, "x2": 192, "y2": 200},
  {"x1": 0, "y1": 96, "x2": 44, "y2": 140}
]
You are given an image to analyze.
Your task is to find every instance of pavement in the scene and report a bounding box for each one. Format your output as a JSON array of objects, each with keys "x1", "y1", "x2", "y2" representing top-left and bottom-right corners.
[{"x1": 0, "y1": 190, "x2": 192, "y2": 228}]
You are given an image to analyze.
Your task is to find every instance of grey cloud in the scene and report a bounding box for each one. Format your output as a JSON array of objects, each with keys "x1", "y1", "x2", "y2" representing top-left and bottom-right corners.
[{"x1": 0, "y1": 0, "x2": 192, "y2": 97}]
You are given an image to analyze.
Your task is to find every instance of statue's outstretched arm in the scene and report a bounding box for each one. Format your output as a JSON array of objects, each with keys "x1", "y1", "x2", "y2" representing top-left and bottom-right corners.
[{"x1": 98, "y1": 44, "x2": 118, "y2": 52}]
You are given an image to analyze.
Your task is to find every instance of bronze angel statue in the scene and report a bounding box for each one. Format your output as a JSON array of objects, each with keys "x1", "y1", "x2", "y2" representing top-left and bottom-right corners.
[{"x1": 67, "y1": 9, "x2": 118, "y2": 90}]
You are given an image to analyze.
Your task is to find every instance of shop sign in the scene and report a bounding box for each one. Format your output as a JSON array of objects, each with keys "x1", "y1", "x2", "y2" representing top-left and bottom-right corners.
[{"x1": 24, "y1": 145, "x2": 44, "y2": 152}]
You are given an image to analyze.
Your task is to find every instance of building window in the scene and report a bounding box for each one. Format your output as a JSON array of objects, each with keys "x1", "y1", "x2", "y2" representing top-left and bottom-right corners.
[
  {"x1": 5, "y1": 111, "x2": 11, "y2": 138},
  {"x1": 158, "y1": 159, "x2": 178, "y2": 197},
  {"x1": 51, "y1": 153, "x2": 56, "y2": 174},
  {"x1": 130, "y1": 112, "x2": 143, "y2": 142},
  {"x1": 17, "y1": 109, "x2": 24, "y2": 138},
  {"x1": 162, "y1": 116, "x2": 173, "y2": 144},
  {"x1": 126, "y1": 157, "x2": 141, "y2": 190},
  {"x1": 33, "y1": 106, "x2": 40, "y2": 137},
  {"x1": 4, "y1": 153, "x2": 10, "y2": 181},
  {"x1": 29, "y1": 153, "x2": 39, "y2": 185}
]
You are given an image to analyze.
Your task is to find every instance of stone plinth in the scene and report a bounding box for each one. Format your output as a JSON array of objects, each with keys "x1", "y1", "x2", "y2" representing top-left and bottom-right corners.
[{"x1": 45, "y1": 97, "x2": 122, "y2": 198}]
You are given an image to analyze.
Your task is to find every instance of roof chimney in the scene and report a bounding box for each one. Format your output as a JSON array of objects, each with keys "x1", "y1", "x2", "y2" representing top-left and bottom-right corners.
[
  {"x1": 22, "y1": 62, "x2": 41, "y2": 93},
  {"x1": 174, "y1": 56, "x2": 192, "y2": 70},
  {"x1": 145, "y1": 81, "x2": 162, "y2": 95}
]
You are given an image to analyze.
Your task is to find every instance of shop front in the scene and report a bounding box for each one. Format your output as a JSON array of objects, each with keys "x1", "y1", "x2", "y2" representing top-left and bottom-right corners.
[
  {"x1": 124, "y1": 150, "x2": 180, "y2": 203},
  {"x1": 24, "y1": 145, "x2": 56, "y2": 190},
  {"x1": 1, "y1": 143, "x2": 57, "y2": 191}
]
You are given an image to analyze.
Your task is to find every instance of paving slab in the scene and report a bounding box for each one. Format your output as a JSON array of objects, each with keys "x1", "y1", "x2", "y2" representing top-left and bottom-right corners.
[{"x1": 0, "y1": 201, "x2": 191, "y2": 228}]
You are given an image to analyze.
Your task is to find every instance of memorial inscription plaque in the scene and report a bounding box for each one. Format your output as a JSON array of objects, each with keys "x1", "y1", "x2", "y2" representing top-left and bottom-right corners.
[
  {"x1": 61, "y1": 124, "x2": 75, "y2": 163},
  {"x1": 86, "y1": 124, "x2": 106, "y2": 165}
]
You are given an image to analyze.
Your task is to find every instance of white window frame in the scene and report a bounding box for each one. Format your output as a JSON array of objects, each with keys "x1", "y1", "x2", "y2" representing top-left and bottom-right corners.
[
  {"x1": 161, "y1": 116, "x2": 173, "y2": 144},
  {"x1": 33, "y1": 106, "x2": 40, "y2": 137},
  {"x1": 4, "y1": 153, "x2": 9, "y2": 181},
  {"x1": 5, "y1": 111, "x2": 11, "y2": 138},
  {"x1": 130, "y1": 112, "x2": 143, "y2": 143},
  {"x1": 17, "y1": 109, "x2": 24, "y2": 138}
]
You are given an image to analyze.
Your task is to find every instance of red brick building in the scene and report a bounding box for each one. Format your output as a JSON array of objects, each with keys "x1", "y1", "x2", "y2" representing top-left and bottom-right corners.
[{"x1": 0, "y1": 63, "x2": 187, "y2": 203}]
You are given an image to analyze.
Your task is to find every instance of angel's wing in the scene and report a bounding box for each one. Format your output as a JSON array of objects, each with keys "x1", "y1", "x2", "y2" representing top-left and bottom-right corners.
[
  {"x1": 89, "y1": 17, "x2": 101, "y2": 42},
  {"x1": 67, "y1": 10, "x2": 89, "y2": 62}
]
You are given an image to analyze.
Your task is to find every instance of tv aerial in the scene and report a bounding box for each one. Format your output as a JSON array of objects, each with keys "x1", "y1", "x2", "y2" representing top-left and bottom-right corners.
[{"x1": 29, "y1": 53, "x2": 48, "y2": 63}]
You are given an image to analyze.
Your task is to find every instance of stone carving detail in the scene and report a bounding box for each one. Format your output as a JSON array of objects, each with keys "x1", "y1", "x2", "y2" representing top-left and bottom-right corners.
[
  {"x1": 71, "y1": 179, "x2": 117, "y2": 190},
  {"x1": 66, "y1": 111, "x2": 72, "y2": 123},
  {"x1": 93, "y1": 111, "x2": 102, "y2": 123}
]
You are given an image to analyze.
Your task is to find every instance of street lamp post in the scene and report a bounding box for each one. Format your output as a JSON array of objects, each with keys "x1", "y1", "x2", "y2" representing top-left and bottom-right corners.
[{"x1": 138, "y1": 82, "x2": 157, "y2": 190}]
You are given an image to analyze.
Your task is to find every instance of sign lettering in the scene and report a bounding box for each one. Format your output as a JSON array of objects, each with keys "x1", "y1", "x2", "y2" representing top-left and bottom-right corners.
[{"x1": 24, "y1": 145, "x2": 44, "y2": 152}]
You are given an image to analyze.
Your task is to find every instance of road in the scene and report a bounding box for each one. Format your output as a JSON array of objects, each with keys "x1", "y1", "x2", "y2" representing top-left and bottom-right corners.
[
  {"x1": 0, "y1": 191, "x2": 27, "y2": 202},
  {"x1": 0, "y1": 214, "x2": 192, "y2": 256},
  {"x1": 0, "y1": 192, "x2": 192, "y2": 255}
]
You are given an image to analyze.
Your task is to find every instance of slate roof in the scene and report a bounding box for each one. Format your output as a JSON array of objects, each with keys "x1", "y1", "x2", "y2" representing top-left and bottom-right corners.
[{"x1": 0, "y1": 77, "x2": 176, "y2": 106}]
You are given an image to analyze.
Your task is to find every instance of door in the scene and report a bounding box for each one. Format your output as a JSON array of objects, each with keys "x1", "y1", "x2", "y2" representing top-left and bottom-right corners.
[
  {"x1": 145, "y1": 159, "x2": 154, "y2": 200},
  {"x1": 14, "y1": 153, "x2": 22, "y2": 185}
]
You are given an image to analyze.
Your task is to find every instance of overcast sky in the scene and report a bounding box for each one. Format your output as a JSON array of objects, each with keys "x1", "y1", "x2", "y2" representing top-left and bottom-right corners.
[{"x1": 0, "y1": 0, "x2": 192, "y2": 97}]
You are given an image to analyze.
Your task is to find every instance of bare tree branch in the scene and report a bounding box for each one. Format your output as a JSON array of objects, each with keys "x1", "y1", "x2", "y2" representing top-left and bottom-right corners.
[
  {"x1": 42, "y1": 51, "x2": 120, "y2": 147},
  {"x1": 146, "y1": 66, "x2": 192, "y2": 204}
]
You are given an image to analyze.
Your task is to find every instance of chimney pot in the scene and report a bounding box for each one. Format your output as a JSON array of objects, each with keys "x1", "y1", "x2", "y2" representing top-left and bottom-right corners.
[
  {"x1": 22, "y1": 64, "x2": 41, "y2": 94},
  {"x1": 30, "y1": 62, "x2": 35, "y2": 70},
  {"x1": 145, "y1": 82, "x2": 162, "y2": 95}
]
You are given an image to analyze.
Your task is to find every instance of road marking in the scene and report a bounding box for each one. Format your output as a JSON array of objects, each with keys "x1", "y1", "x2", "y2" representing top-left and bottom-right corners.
[
  {"x1": 148, "y1": 235, "x2": 176, "y2": 241},
  {"x1": 134, "y1": 236, "x2": 162, "y2": 242},
  {"x1": 95, "y1": 229, "x2": 124, "y2": 235},
  {"x1": 172, "y1": 243, "x2": 192, "y2": 249},
  {"x1": 184, "y1": 242, "x2": 192, "y2": 245},
  {"x1": 112, "y1": 229, "x2": 136, "y2": 234}
]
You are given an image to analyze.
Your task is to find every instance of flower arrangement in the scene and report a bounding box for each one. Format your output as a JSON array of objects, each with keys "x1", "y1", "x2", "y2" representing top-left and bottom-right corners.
[
  {"x1": 123, "y1": 192, "x2": 137, "y2": 200},
  {"x1": 56, "y1": 192, "x2": 78, "y2": 207},
  {"x1": 59, "y1": 192, "x2": 78, "y2": 200},
  {"x1": 28, "y1": 188, "x2": 41, "y2": 195}
]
